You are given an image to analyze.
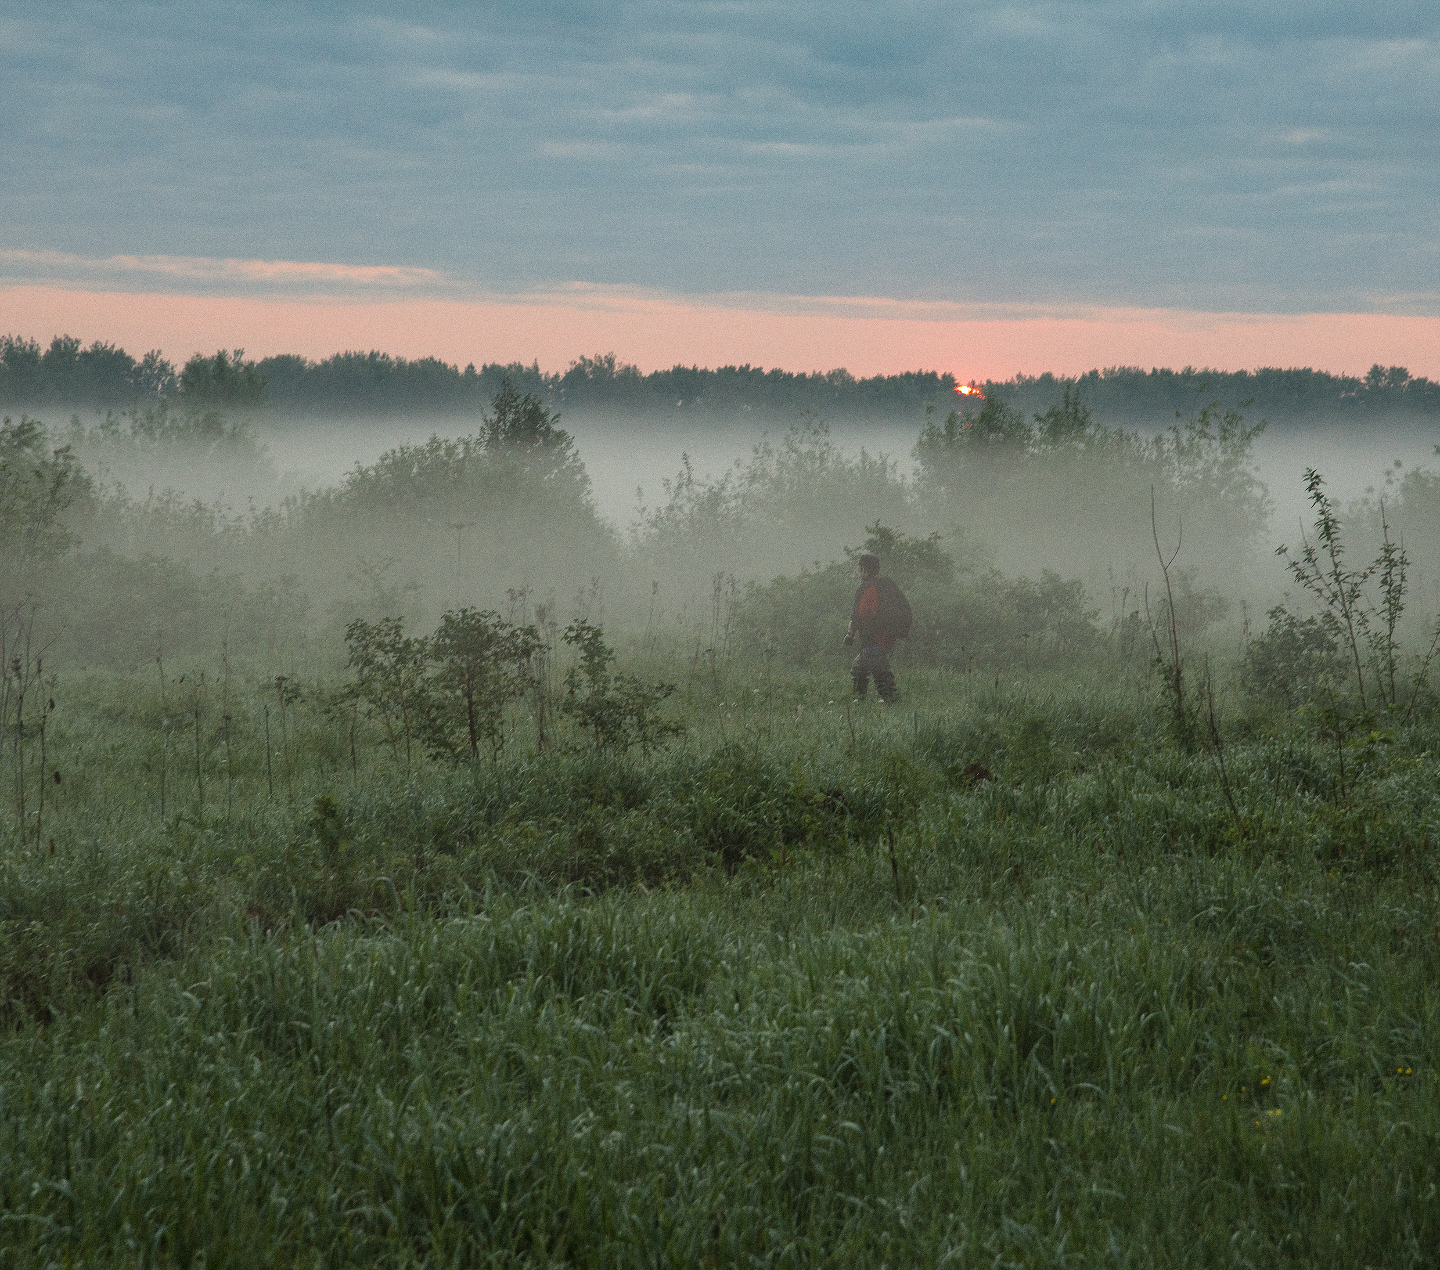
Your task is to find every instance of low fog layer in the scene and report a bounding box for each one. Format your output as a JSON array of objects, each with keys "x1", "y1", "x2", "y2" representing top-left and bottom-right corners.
[
  {"x1": 239, "y1": 413, "x2": 1440, "y2": 546},
  {"x1": 259, "y1": 415, "x2": 925, "y2": 529},
  {"x1": 7, "y1": 388, "x2": 1440, "y2": 672}
]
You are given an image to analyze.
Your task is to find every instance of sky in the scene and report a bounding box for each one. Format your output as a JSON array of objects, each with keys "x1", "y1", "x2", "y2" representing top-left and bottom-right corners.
[{"x1": 3, "y1": 2, "x2": 1438, "y2": 377}]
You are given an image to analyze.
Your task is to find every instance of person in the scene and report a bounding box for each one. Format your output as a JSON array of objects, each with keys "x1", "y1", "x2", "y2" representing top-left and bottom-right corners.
[{"x1": 844, "y1": 552, "x2": 911, "y2": 702}]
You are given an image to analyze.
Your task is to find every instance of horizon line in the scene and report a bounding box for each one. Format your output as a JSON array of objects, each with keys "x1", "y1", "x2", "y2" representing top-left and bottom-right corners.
[{"x1": 3, "y1": 281, "x2": 1439, "y2": 382}]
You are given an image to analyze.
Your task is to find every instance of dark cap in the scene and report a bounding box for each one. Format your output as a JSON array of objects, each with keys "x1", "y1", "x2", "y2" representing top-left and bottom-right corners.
[{"x1": 857, "y1": 553, "x2": 880, "y2": 575}]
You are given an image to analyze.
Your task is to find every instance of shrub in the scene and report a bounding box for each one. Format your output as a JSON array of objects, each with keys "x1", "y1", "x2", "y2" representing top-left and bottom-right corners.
[
  {"x1": 1242, "y1": 606, "x2": 1342, "y2": 707},
  {"x1": 561, "y1": 620, "x2": 683, "y2": 757}
]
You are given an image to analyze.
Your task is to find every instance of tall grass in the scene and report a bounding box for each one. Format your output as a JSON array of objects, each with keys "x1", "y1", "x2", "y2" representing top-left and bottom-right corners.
[{"x1": 1, "y1": 657, "x2": 1438, "y2": 1265}]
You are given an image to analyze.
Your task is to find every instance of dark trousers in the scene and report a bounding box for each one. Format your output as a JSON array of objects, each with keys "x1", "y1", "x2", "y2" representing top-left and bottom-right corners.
[{"x1": 851, "y1": 645, "x2": 896, "y2": 700}]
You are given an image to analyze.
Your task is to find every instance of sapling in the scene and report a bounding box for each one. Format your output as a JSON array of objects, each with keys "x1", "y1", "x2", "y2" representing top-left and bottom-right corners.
[
  {"x1": 275, "y1": 675, "x2": 295, "y2": 801},
  {"x1": 561, "y1": 620, "x2": 682, "y2": 757},
  {"x1": 193, "y1": 673, "x2": 205, "y2": 822},
  {"x1": 349, "y1": 701, "x2": 359, "y2": 782},
  {"x1": 1145, "y1": 488, "x2": 1194, "y2": 748},
  {"x1": 156, "y1": 651, "x2": 167, "y2": 821},
  {"x1": 341, "y1": 617, "x2": 432, "y2": 767},
  {"x1": 221, "y1": 640, "x2": 233, "y2": 820},
  {"x1": 428, "y1": 607, "x2": 543, "y2": 763},
  {"x1": 1275, "y1": 469, "x2": 1436, "y2": 719},
  {"x1": 5, "y1": 609, "x2": 43, "y2": 832},
  {"x1": 1276, "y1": 470, "x2": 1379, "y2": 711},
  {"x1": 36, "y1": 669, "x2": 53, "y2": 847},
  {"x1": 10, "y1": 654, "x2": 24, "y2": 830},
  {"x1": 1200, "y1": 659, "x2": 1245, "y2": 838},
  {"x1": 264, "y1": 704, "x2": 274, "y2": 801},
  {"x1": 532, "y1": 604, "x2": 559, "y2": 751}
]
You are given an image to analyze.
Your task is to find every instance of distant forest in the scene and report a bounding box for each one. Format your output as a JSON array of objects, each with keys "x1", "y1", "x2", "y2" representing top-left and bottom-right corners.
[{"x1": 4, "y1": 332, "x2": 1438, "y2": 426}]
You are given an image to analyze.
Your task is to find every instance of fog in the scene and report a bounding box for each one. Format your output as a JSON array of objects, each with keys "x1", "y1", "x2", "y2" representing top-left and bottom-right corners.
[
  {"x1": 1251, "y1": 423, "x2": 1440, "y2": 540},
  {"x1": 256, "y1": 413, "x2": 1440, "y2": 541},
  {"x1": 258, "y1": 415, "x2": 924, "y2": 529},
  {"x1": 8, "y1": 397, "x2": 1440, "y2": 671}
]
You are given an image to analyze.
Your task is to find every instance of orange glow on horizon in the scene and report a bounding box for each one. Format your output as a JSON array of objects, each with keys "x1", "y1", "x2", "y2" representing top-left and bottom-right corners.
[{"x1": 3, "y1": 284, "x2": 1438, "y2": 383}]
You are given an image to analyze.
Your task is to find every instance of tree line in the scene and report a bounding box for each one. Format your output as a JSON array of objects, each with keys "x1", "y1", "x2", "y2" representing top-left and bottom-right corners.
[{"x1": 4, "y1": 331, "x2": 1438, "y2": 424}]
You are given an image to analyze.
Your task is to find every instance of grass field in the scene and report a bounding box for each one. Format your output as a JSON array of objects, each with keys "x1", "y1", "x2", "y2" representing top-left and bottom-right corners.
[{"x1": 2, "y1": 652, "x2": 1438, "y2": 1266}]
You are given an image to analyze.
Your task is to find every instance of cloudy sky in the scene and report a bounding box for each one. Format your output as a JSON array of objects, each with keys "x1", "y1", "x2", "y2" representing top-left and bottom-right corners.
[{"x1": 2, "y1": 2, "x2": 1438, "y2": 373}]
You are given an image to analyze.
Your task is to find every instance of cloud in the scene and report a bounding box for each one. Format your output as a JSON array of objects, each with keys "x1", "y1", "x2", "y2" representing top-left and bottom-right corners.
[
  {"x1": 1, "y1": 2, "x2": 1437, "y2": 315},
  {"x1": 0, "y1": 249, "x2": 447, "y2": 296}
]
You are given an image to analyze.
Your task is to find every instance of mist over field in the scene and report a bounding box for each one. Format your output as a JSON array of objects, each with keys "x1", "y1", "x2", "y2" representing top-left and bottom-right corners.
[
  {"x1": 256, "y1": 407, "x2": 1440, "y2": 549},
  {"x1": 7, "y1": 373, "x2": 1440, "y2": 677},
  {"x1": 9, "y1": 376, "x2": 1440, "y2": 1265},
  {"x1": 9, "y1": 352, "x2": 1440, "y2": 1261},
  {"x1": 57, "y1": 407, "x2": 1440, "y2": 588}
]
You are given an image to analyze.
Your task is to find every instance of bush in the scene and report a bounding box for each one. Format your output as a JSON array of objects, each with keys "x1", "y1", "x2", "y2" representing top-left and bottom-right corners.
[
  {"x1": 1243, "y1": 605, "x2": 1342, "y2": 707},
  {"x1": 734, "y1": 523, "x2": 1103, "y2": 671}
]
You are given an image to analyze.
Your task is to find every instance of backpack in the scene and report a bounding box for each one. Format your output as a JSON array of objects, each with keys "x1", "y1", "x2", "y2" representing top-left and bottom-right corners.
[{"x1": 876, "y1": 576, "x2": 913, "y2": 639}]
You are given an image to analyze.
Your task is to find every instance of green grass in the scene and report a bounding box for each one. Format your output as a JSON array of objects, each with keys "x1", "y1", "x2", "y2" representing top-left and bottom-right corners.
[{"x1": 2, "y1": 657, "x2": 1438, "y2": 1266}]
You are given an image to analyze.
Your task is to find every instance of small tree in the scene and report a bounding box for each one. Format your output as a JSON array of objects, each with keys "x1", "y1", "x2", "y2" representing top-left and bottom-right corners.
[
  {"x1": 429, "y1": 608, "x2": 544, "y2": 762},
  {"x1": 561, "y1": 620, "x2": 682, "y2": 757},
  {"x1": 341, "y1": 617, "x2": 432, "y2": 766},
  {"x1": 1275, "y1": 469, "x2": 1410, "y2": 712},
  {"x1": 0, "y1": 416, "x2": 91, "y2": 577}
]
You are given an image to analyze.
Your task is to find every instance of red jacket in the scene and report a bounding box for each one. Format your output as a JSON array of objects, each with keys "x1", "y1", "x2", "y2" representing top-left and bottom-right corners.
[{"x1": 851, "y1": 576, "x2": 904, "y2": 648}]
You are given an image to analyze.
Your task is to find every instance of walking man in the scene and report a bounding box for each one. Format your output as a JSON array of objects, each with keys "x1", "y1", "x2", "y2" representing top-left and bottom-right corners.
[{"x1": 844, "y1": 552, "x2": 911, "y2": 702}]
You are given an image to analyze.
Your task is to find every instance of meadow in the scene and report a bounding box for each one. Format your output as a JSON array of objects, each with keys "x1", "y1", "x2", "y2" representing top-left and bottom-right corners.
[
  {"x1": 1, "y1": 638, "x2": 1438, "y2": 1267},
  {"x1": 3, "y1": 382, "x2": 1440, "y2": 1265}
]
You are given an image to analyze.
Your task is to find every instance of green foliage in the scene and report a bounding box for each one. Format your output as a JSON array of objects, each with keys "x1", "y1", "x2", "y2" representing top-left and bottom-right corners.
[
  {"x1": 178, "y1": 348, "x2": 267, "y2": 410},
  {"x1": 1243, "y1": 605, "x2": 1343, "y2": 707},
  {"x1": 1033, "y1": 382, "x2": 1093, "y2": 446},
  {"x1": 990, "y1": 362, "x2": 1440, "y2": 422},
  {"x1": 69, "y1": 398, "x2": 259, "y2": 457},
  {"x1": 11, "y1": 332, "x2": 1440, "y2": 424},
  {"x1": 339, "y1": 610, "x2": 672, "y2": 766},
  {"x1": 842, "y1": 519, "x2": 955, "y2": 585},
  {"x1": 341, "y1": 616, "x2": 433, "y2": 766},
  {"x1": 429, "y1": 607, "x2": 543, "y2": 761},
  {"x1": 257, "y1": 349, "x2": 543, "y2": 416},
  {"x1": 915, "y1": 394, "x2": 1034, "y2": 465},
  {"x1": 561, "y1": 619, "x2": 683, "y2": 756},
  {"x1": 0, "y1": 334, "x2": 176, "y2": 406},
  {"x1": 633, "y1": 418, "x2": 912, "y2": 586},
  {"x1": 915, "y1": 390, "x2": 1271, "y2": 586},
  {"x1": 1275, "y1": 468, "x2": 1425, "y2": 713},
  {"x1": 0, "y1": 416, "x2": 92, "y2": 573},
  {"x1": 736, "y1": 523, "x2": 1102, "y2": 671},
  {"x1": 479, "y1": 378, "x2": 589, "y2": 494}
]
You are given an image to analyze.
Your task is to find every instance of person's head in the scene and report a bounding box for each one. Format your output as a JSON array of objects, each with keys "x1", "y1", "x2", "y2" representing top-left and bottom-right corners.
[{"x1": 857, "y1": 553, "x2": 880, "y2": 578}]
